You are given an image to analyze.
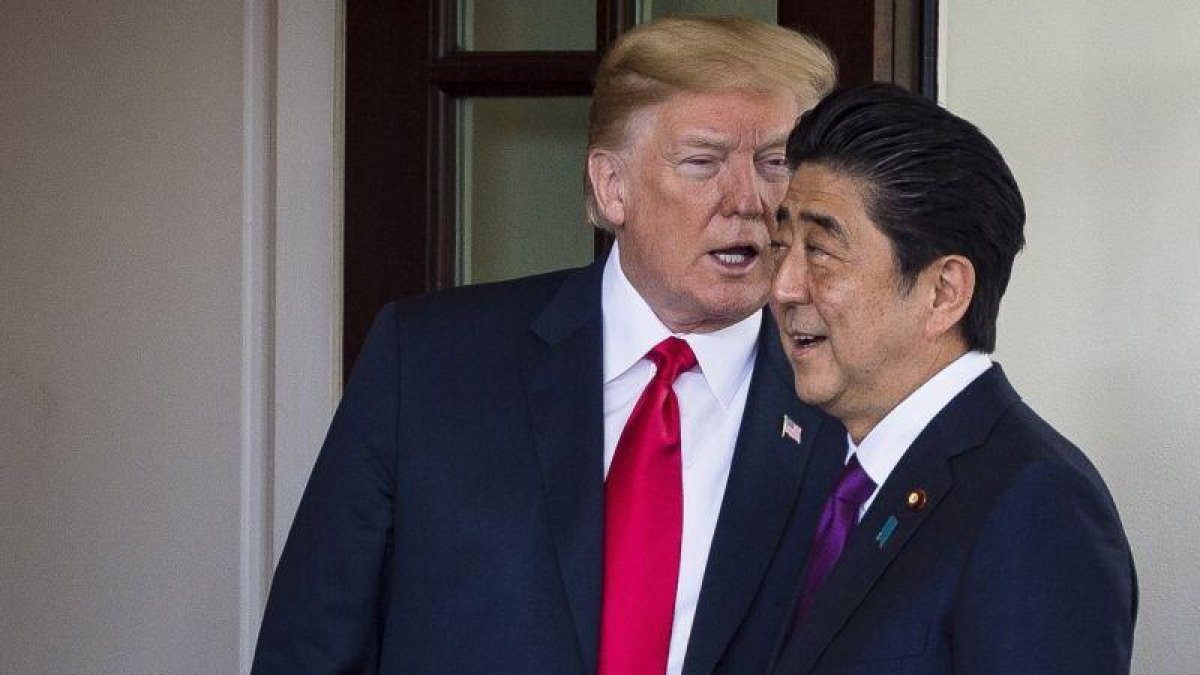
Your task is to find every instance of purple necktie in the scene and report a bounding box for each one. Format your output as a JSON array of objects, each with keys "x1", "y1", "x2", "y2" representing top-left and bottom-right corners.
[{"x1": 794, "y1": 454, "x2": 876, "y2": 621}]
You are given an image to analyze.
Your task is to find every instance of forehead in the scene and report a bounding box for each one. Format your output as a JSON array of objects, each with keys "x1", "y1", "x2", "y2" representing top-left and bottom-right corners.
[
  {"x1": 639, "y1": 89, "x2": 799, "y2": 146},
  {"x1": 777, "y1": 164, "x2": 873, "y2": 233}
]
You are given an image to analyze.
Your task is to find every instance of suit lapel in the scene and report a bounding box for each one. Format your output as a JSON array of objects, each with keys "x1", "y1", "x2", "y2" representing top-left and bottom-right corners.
[
  {"x1": 683, "y1": 314, "x2": 831, "y2": 675},
  {"x1": 523, "y1": 263, "x2": 606, "y2": 675},
  {"x1": 772, "y1": 365, "x2": 1021, "y2": 674},
  {"x1": 774, "y1": 434, "x2": 954, "y2": 674}
]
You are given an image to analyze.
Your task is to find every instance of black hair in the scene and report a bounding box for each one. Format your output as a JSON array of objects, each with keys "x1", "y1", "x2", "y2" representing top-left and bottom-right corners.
[{"x1": 785, "y1": 82, "x2": 1026, "y2": 352}]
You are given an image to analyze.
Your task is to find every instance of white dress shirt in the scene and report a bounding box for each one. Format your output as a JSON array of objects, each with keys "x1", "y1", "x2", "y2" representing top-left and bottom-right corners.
[
  {"x1": 847, "y1": 351, "x2": 993, "y2": 520},
  {"x1": 601, "y1": 242, "x2": 760, "y2": 675}
]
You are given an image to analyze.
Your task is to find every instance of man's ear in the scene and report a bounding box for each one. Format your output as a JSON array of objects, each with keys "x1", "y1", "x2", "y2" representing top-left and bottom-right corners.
[
  {"x1": 924, "y1": 254, "x2": 975, "y2": 340},
  {"x1": 587, "y1": 150, "x2": 627, "y2": 228}
]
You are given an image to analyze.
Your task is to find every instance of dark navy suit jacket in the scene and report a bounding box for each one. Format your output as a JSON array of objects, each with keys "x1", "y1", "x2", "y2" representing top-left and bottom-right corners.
[
  {"x1": 770, "y1": 365, "x2": 1138, "y2": 675},
  {"x1": 252, "y1": 261, "x2": 845, "y2": 674}
]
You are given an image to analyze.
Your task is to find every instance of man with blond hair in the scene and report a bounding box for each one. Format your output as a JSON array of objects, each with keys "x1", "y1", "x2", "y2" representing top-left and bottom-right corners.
[{"x1": 253, "y1": 17, "x2": 842, "y2": 675}]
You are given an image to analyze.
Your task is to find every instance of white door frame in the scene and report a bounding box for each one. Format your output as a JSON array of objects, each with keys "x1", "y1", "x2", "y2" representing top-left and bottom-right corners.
[{"x1": 240, "y1": 1, "x2": 343, "y2": 671}]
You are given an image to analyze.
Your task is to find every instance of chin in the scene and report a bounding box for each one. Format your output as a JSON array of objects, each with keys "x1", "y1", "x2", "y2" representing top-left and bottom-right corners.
[
  {"x1": 709, "y1": 288, "x2": 769, "y2": 316},
  {"x1": 792, "y1": 377, "x2": 835, "y2": 410},
  {"x1": 692, "y1": 294, "x2": 760, "y2": 321},
  {"x1": 716, "y1": 272, "x2": 770, "y2": 296}
]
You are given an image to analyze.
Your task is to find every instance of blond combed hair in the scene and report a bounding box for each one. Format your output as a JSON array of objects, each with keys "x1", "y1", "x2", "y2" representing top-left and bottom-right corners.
[{"x1": 585, "y1": 15, "x2": 838, "y2": 230}]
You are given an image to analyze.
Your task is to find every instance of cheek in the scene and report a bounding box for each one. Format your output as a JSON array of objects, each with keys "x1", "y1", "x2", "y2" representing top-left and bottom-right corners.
[
  {"x1": 809, "y1": 269, "x2": 845, "y2": 311},
  {"x1": 813, "y1": 277, "x2": 876, "y2": 351},
  {"x1": 663, "y1": 167, "x2": 729, "y2": 206},
  {"x1": 639, "y1": 176, "x2": 710, "y2": 225},
  {"x1": 763, "y1": 179, "x2": 789, "y2": 205},
  {"x1": 624, "y1": 222, "x2": 689, "y2": 277},
  {"x1": 831, "y1": 290, "x2": 914, "y2": 368}
]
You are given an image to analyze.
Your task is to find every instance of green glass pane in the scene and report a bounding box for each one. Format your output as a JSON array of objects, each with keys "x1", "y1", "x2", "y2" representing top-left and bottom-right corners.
[
  {"x1": 457, "y1": 97, "x2": 595, "y2": 285},
  {"x1": 638, "y1": 0, "x2": 776, "y2": 24},
  {"x1": 459, "y1": 0, "x2": 594, "y2": 51}
]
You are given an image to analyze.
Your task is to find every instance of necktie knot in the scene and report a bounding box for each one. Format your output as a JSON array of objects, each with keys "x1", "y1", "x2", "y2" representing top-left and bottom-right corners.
[
  {"x1": 832, "y1": 455, "x2": 876, "y2": 510},
  {"x1": 647, "y1": 336, "x2": 697, "y2": 385}
]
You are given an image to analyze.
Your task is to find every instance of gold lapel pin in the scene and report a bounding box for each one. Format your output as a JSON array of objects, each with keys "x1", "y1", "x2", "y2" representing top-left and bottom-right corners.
[{"x1": 906, "y1": 488, "x2": 927, "y2": 512}]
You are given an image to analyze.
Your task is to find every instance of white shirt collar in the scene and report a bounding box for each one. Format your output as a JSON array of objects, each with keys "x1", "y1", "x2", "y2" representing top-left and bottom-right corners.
[
  {"x1": 601, "y1": 241, "x2": 761, "y2": 408},
  {"x1": 848, "y1": 351, "x2": 993, "y2": 488}
]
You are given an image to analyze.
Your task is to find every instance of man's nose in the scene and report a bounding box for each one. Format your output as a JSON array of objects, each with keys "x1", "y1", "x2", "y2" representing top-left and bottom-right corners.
[
  {"x1": 771, "y1": 251, "x2": 812, "y2": 306},
  {"x1": 721, "y1": 158, "x2": 765, "y2": 218}
]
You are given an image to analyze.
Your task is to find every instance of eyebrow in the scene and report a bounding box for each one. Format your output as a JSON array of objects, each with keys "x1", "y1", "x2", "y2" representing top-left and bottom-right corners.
[
  {"x1": 759, "y1": 131, "x2": 790, "y2": 149},
  {"x1": 676, "y1": 135, "x2": 731, "y2": 151},
  {"x1": 676, "y1": 131, "x2": 790, "y2": 153},
  {"x1": 800, "y1": 210, "x2": 849, "y2": 244}
]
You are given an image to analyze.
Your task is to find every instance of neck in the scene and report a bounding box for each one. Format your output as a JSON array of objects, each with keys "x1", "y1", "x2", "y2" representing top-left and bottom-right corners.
[
  {"x1": 844, "y1": 340, "x2": 970, "y2": 444},
  {"x1": 656, "y1": 311, "x2": 747, "y2": 335}
]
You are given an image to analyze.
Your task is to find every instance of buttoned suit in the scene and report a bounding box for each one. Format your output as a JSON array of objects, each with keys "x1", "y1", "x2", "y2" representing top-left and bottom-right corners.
[
  {"x1": 770, "y1": 365, "x2": 1137, "y2": 675},
  {"x1": 252, "y1": 260, "x2": 845, "y2": 674}
]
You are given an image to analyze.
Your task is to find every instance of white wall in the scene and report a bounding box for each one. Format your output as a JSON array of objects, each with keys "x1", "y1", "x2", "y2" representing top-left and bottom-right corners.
[
  {"x1": 272, "y1": 0, "x2": 343, "y2": 565},
  {"x1": 0, "y1": 2, "x2": 244, "y2": 672},
  {"x1": 944, "y1": 2, "x2": 1200, "y2": 673},
  {"x1": 0, "y1": 1, "x2": 340, "y2": 673}
]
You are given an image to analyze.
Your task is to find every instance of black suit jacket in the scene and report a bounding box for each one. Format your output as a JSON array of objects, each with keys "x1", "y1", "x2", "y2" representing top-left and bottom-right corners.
[
  {"x1": 252, "y1": 261, "x2": 845, "y2": 674},
  {"x1": 771, "y1": 365, "x2": 1137, "y2": 675}
]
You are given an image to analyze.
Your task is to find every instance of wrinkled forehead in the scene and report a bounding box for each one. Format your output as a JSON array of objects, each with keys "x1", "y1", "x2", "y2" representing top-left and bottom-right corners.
[{"x1": 629, "y1": 88, "x2": 800, "y2": 150}]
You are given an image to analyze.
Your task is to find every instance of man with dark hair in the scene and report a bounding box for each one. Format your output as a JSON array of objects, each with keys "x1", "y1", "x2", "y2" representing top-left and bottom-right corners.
[{"x1": 767, "y1": 83, "x2": 1136, "y2": 674}]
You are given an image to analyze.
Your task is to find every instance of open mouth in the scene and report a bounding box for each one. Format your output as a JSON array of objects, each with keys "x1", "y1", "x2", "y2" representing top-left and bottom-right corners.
[
  {"x1": 789, "y1": 332, "x2": 827, "y2": 354},
  {"x1": 710, "y1": 245, "x2": 760, "y2": 268}
]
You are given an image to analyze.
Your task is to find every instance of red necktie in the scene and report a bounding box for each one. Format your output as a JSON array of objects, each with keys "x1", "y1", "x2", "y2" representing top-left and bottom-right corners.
[{"x1": 598, "y1": 337, "x2": 697, "y2": 675}]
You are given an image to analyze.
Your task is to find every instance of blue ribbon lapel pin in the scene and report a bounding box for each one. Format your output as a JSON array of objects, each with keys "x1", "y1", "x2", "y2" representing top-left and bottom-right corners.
[{"x1": 875, "y1": 515, "x2": 899, "y2": 549}]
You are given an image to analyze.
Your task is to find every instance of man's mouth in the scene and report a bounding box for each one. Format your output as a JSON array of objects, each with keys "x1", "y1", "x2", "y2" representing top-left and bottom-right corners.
[
  {"x1": 788, "y1": 332, "x2": 827, "y2": 354},
  {"x1": 710, "y1": 245, "x2": 759, "y2": 267}
]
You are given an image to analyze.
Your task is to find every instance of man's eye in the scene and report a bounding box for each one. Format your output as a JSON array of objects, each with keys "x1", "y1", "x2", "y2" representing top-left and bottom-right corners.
[
  {"x1": 680, "y1": 156, "x2": 720, "y2": 178},
  {"x1": 759, "y1": 157, "x2": 790, "y2": 182}
]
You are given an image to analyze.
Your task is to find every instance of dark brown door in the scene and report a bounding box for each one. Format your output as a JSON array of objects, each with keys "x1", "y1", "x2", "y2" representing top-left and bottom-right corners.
[{"x1": 343, "y1": 0, "x2": 937, "y2": 373}]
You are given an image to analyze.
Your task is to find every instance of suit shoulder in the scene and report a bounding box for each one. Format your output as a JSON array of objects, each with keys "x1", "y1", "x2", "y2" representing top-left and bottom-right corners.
[
  {"x1": 385, "y1": 266, "x2": 590, "y2": 336},
  {"x1": 993, "y1": 403, "x2": 1109, "y2": 486},
  {"x1": 958, "y1": 401, "x2": 1126, "y2": 533}
]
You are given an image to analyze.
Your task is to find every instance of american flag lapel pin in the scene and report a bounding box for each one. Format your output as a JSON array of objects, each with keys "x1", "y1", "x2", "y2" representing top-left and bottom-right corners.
[{"x1": 781, "y1": 415, "x2": 802, "y2": 444}]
